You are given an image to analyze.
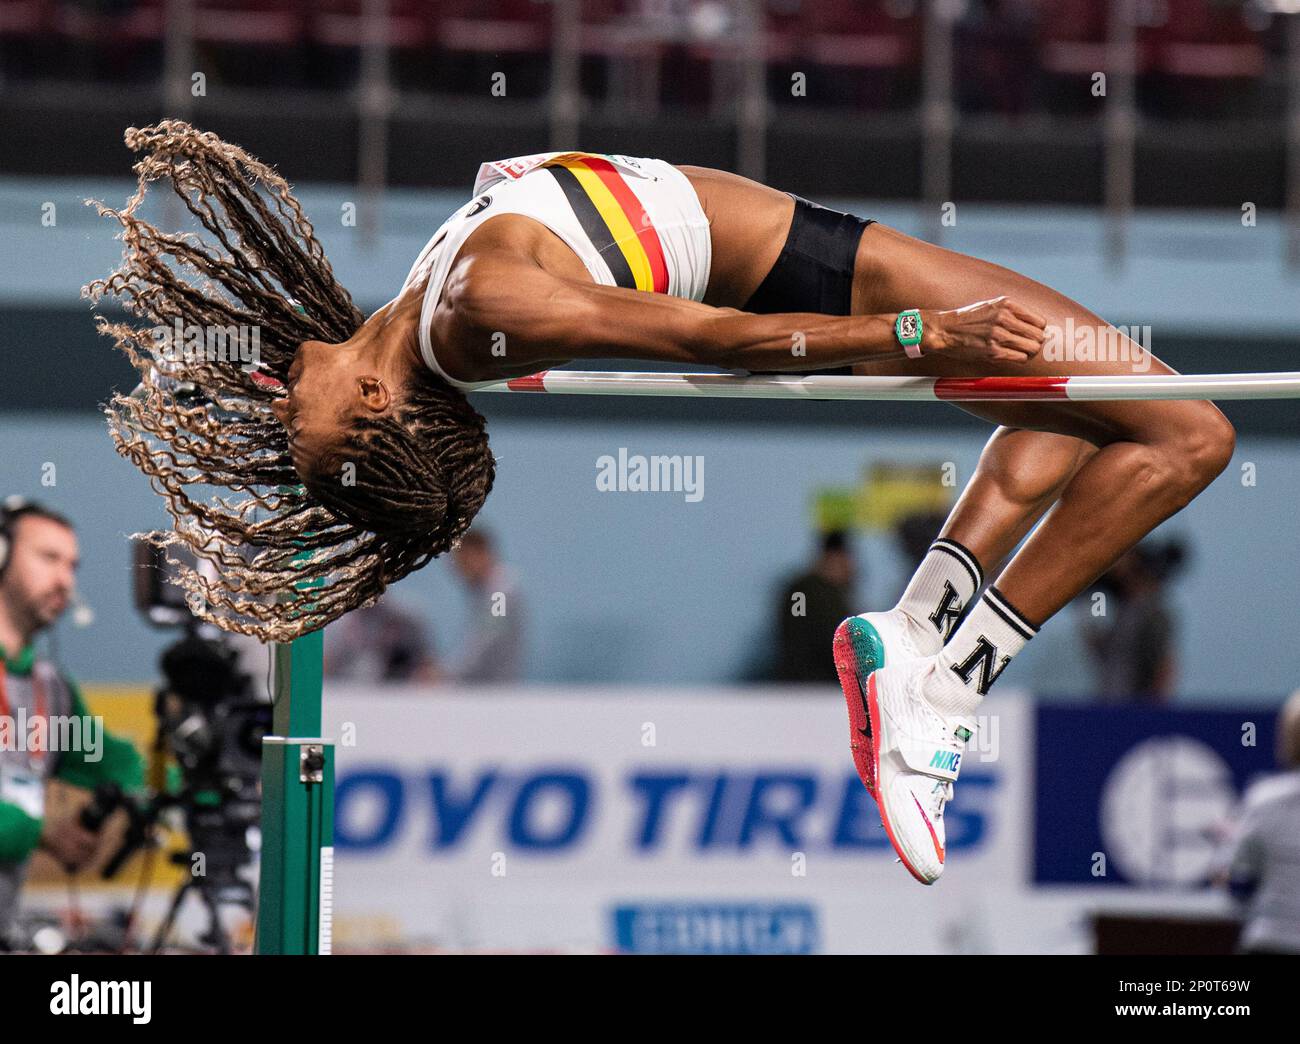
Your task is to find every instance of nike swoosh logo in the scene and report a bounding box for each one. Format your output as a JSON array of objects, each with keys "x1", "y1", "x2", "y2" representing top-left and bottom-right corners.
[
  {"x1": 911, "y1": 794, "x2": 945, "y2": 865},
  {"x1": 856, "y1": 678, "x2": 872, "y2": 739}
]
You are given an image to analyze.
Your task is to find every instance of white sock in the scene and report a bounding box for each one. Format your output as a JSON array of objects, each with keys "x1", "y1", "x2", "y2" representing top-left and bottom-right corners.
[
  {"x1": 895, "y1": 537, "x2": 985, "y2": 654},
  {"x1": 928, "y1": 585, "x2": 1039, "y2": 717}
]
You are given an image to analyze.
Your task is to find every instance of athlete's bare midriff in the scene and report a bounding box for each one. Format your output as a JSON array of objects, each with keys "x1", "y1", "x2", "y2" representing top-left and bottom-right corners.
[{"x1": 675, "y1": 165, "x2": 796, "y2": 307}]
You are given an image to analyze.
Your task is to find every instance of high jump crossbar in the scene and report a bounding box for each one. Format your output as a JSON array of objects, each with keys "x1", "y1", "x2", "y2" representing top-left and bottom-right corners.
[{"x1": 476, "y1": 370, "x2": 1300, "y2": 402}]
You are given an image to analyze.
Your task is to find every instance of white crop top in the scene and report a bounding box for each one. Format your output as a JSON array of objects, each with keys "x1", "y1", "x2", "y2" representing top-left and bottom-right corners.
[{"x1": 399, "y1": 151, "x2": 713, "y2": 389}]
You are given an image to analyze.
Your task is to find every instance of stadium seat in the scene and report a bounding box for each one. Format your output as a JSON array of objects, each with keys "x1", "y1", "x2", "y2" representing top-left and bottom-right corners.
[
  {"x1": 306, "y1": 0, "x2": 434, "y2": 51},
  {"x1": 192, "y1": 1, "x2": 304, "y2": 47}
]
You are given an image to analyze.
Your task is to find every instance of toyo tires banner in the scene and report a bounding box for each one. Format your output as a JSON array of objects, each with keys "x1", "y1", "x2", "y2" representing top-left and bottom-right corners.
[
  {"x1": 322, "y1": 687, "x2": 1266, "y2": 953},
  {"x1": 324, "y1": 685, "x2": 1027, "y2": 953}
]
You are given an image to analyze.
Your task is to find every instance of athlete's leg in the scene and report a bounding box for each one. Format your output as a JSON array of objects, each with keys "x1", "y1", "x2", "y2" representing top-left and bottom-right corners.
[
  {"x1": 937, "y1": 425, "x2": 1098, "y2": 576},
  {"x1": 856, "y1": 378, "x2": 1232, "y2": 884},
  {"x1": 836, "y1": 223, "x2": 1235, "y2": 883},
  {"x1": 850, "y1": 221, "x2": 1235, "y2": 624},
  {"x1": 827, "y1": 225, "x2": 1240, "y2": 884}
]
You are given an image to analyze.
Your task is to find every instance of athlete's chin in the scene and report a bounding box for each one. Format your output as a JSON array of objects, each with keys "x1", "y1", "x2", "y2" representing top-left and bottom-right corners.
[{"x1": 289, "y1": 450, "x2": 319, "y2": 486}]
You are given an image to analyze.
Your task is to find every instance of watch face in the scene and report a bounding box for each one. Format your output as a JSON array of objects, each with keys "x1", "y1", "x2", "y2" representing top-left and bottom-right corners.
[{"x1": 897, "y1": 312, "x2": 920, "y2": 343}]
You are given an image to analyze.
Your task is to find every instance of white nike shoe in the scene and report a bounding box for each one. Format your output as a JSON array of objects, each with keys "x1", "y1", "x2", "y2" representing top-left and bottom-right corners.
[
  {"x1": 834, "y1": 610, "x2": 932, "y2": 797},
  {"x1": 864, "y1": 658, "x2": 977, "y2": 885}
]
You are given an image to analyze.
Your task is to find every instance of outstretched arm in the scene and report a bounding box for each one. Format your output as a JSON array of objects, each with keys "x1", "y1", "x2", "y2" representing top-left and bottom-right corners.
[{"x1": 442, "y1": 252, "x2": 1047, "y2": 375}]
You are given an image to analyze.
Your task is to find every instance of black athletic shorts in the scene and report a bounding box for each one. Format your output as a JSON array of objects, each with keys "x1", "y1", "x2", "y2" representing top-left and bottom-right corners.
[
  {"x1": 743, "y1": 193, "x2": 875, "y2": 317},
  {"x1": 740, "y1": 194, "x2": 874, "y2": 377}
]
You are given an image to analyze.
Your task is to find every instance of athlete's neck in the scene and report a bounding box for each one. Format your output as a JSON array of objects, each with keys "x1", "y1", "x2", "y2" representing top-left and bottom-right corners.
[{"x1": 358, "y1": 286, "x2": 425, "y2": 381}]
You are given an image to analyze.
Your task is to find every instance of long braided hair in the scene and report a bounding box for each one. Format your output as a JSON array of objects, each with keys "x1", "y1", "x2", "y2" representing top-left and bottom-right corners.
[{"x1": 83, "y1": 120, "x2": 495, "y2": 642}]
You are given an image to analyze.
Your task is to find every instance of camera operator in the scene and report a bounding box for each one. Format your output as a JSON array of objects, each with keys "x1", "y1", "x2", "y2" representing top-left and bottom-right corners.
[{"x1": 0, "y1": 498, "x2": 144, "y2": 942}]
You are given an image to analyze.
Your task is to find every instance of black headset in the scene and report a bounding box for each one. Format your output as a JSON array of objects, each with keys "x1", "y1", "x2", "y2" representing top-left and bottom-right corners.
[{"x1": 0, "y1": 496, "x2": 51, "y2": 576}]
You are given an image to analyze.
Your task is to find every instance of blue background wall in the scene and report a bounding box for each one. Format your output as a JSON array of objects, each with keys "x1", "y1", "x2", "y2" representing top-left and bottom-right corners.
[
  {"x1": 2, "y1": 411, "x2": 1296, "y2": 700},
  {"x1": 2, "y1": 176, "x2": 1298, "y2": 699}
]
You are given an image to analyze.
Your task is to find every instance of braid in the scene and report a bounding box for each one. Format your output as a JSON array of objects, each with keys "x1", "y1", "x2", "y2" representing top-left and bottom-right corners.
[{"x1": 83, "y1": 120, "x2": 496, "y2": 641}]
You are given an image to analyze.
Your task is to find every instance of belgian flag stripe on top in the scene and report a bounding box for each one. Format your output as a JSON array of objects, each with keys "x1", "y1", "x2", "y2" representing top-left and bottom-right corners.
[{"x1": 544, "y1": 154, "x2": 669, "y2": 294}]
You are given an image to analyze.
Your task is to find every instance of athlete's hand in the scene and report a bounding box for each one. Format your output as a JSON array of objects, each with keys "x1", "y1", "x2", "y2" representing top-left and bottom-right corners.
[{"x1": 923, "y1": 297, "x2": 1047, "y2": 363}]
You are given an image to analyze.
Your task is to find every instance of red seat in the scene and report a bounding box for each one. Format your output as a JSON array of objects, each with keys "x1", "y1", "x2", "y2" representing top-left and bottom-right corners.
[
  {"x1": 577, "y1": 0, "x2": 661, "y2": 60},
  {"x1": 192, "y1": 0, "x2": 304, "y2": 47},
  {"x1": 800, "y1": 0, "x2": 921, "y2": 71},
  {"x1": 0, "y1": 0, "x2": 53, "y2": 38},
  {"x1": 52, "y1": 0, "x2": 165, "y2": 43},
  {"x1": 436, "y1": 0, "x2": 551, "y2": 57},
  {"x1": 1148, "y1": 0, "x2": 1265, "y2": 79},
  {"x1": 1034, "y1": 0, "x2": 1150, "y2": 76},
  {"x1": 307, "y1": 0, "x2": 434, "y2": 51}
]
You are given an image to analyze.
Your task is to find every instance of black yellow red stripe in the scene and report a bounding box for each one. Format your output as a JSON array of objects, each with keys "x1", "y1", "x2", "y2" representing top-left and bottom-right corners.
[{"x1": 543, "y1": 154, "x2": 669, "y2": 294}]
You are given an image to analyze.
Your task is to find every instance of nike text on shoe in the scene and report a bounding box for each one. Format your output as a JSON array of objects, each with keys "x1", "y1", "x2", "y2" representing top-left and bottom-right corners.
[{"x1": 865, "y1": 661, "x2": 977, "y2": 885}]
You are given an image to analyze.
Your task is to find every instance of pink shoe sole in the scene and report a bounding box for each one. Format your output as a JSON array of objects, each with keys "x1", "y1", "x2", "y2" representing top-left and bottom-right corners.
[{"x1": 833, "y1": 616, "x2": 886, "y2": 799}]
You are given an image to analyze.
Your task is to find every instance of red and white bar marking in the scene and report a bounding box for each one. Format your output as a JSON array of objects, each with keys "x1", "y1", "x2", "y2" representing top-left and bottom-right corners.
[{"x1": 482, "y1": 369, "x2": 1300, "y2": 402}]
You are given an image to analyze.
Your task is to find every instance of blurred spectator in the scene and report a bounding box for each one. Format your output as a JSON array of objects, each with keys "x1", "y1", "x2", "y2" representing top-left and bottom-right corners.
[
  {"x1": 449, "y1": 529, "x2": 525, "y2": 684},
  {"x1": 1081, "y1": 539, "x2": 1187, "y2": 704},
  {"x1": 1210, "y1": 690, "x2": 1300, "y2": 955},
  {"x1": 895, "y1": 510, "x2": 951, "y2": 571},
  {"x1": 324, "y1": 595, "x2": 439, "y2": 684},
  {"x1": 770, "y1": 530, "x2": 859, "y2": 684}
]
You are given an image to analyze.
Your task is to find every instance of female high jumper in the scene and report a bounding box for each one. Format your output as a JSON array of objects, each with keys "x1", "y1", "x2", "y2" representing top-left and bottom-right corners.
[{"x1": 88, "y1": 122, "x2": 1234, "y2": 885}]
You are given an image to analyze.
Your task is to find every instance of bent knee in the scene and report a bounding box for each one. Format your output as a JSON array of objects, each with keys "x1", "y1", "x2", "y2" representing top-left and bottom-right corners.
[
  {"x1": 1150, "y1": 405, "x2": 1236, "y2": 503},
  {"x1": 1183, "y1": 405, "x2": 1236, "y2": 483}
]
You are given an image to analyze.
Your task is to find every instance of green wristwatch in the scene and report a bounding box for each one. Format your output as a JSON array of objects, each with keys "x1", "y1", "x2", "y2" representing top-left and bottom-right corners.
[{"x1": 895, "y1": 309, "x2": 923, "y2": 359}]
